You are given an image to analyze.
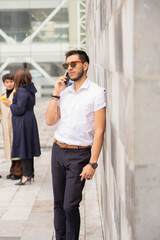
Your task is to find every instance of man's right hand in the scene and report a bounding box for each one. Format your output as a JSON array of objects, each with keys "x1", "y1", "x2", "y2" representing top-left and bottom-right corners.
[{"x1": 54, "y1": 75, "x2": 67, "y2": 94}]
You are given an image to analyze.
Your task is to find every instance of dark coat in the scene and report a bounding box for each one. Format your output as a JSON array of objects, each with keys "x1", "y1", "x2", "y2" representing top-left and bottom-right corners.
[{"x1": 10, "y1": 82, "x2": 41, "y2": 159}]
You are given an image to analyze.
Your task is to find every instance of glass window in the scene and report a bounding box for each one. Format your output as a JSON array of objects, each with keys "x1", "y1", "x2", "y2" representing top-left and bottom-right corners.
[{"x1": 0, "y1": 0, "x2": 86, "y2": 96}]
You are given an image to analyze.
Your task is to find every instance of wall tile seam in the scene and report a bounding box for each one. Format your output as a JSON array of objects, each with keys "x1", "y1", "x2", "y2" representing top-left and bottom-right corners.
[
  {"x1": 134, "y1": 77, "x2": 160, "y2": 82},
  {"x1": 97, "y1": 156, "x2": 126, "y2": 239},
  {"x1": 87, "y1": 39, "x2": 101, "y2": 49},
  {"x1": 109, "y1": 121, "x2": 119, "y2": 139},
  {"x1": 103, "y1": 201, "x2": 119, "y2": 240},
  {"x1": 116, "y1": 178, "x2": 126, "y2": 203},
  {"x1": 106, "y1": 70, "x2": 129, "y2": 79},
  {"x1": 130, "y1": 0, "x2": 136, "y2": 83},
  {"x1": 95, "y1": 179, "x2": 106, "y2": 240},
  {"x1": 105, "y1": 174, "x2": 119, "y2": 220},
  {"x1": 106, "y1": 1, "x2": 126, "y2": 23},
  {"x1": 108, "y1": 206, "x2": 120, "y2": 240},
  {"x1": 95, "y1": 171, "x2": 111, "y2": 239},
  {"x1": 113, "y1": 169, "x2": 125, "y2": 202},
  {"x1": 112, "y1": 5, "x2": 124, "y2": 18},
  {"x1": 107, "y1": 134, "x2": 133, "y2": 207},
  {"x1": 135, "y1": 185, "x2": 160, "y2": 190},
  {"x1": 121, "y1": 0, "x2": 128, "y2": 8}
]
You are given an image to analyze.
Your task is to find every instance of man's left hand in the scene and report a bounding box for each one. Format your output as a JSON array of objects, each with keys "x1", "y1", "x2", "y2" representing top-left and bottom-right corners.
[{"x1": 80, "y1": 164, "x2": 96, "y2": 181}]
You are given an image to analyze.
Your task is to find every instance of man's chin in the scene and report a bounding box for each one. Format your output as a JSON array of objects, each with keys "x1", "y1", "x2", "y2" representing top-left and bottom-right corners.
[
  {"x1": 71, "y1": 75, "x2": 83, "y2": 82},
  {"x1": 70, "y1": 78, "x2": 79, "y2": 82},
  {"x1": 70, "y1": 70, "x2": 84, "y2": 82}
]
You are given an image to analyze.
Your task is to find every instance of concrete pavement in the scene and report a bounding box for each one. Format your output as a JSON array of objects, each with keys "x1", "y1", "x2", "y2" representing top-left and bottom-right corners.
[{"x1": 0, "y1": 98, "x2": 103, "y2": 240}]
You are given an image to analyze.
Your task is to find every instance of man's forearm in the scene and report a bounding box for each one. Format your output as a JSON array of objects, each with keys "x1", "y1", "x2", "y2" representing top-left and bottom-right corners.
[
  {"x1": 79, "y1": 131, "x2": 105, "y2": 181},
  {"x1": 90, "y1": 107, "x2": 106, "y2": 163},
  {"x1": 46, "y1": 97, "x2": 60, "y2": 126},
  {"x1": 90, "y1": 131, "x2": 105, "y2": 163}
]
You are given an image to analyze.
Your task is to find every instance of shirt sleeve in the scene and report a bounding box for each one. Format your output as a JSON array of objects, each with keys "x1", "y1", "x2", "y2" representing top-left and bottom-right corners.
[{"x1": 93, "y1": 87, "x2": 106, "y2": 112}]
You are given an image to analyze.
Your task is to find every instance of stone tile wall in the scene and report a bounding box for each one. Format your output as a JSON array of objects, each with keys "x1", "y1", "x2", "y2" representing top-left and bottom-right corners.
[{"x1": 85, "y1": 0, "x2": 160, "y2": 240}]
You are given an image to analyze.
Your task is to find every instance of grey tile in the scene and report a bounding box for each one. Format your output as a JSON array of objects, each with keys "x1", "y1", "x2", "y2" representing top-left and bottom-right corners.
[
  {"x1": 0, "y1": 220, "x2": 26, "y2": 237},
  {"x1": 0, "y1": 238, "x2": 20, "y2": 240},
  {"x1": 32, "y1": 200, "x2": 53, "y2": 213}
]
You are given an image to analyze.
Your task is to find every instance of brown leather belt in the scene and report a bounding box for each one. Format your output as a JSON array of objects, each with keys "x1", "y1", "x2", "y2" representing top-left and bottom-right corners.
[{"x1": 54, "y1": 139, "x2": 91, "y2": 149}]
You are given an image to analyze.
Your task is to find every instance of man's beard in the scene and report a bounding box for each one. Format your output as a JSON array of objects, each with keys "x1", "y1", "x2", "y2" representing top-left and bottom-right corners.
[{"x1": 70, "y1": 69, "x2": 84, "y2": 82}]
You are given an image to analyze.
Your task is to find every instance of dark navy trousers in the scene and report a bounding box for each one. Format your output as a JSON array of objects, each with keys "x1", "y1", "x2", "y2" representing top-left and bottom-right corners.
[{"x1": 51, "y1": 143, "x2": 91, "y2": 240}]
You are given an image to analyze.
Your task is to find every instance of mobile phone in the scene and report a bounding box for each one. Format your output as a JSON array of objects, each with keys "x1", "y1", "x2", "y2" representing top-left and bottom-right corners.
[{"x1": 65, "y1": 71, "x2": 70, "y2": 86}]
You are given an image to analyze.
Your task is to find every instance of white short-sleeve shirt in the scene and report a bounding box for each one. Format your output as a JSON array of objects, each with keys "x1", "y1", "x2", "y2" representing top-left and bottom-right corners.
[{"x1": 54, "y1": 78, "x2": 106, "y2": 146}]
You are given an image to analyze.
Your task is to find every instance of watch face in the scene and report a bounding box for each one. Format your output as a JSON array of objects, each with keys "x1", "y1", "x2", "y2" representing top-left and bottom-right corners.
[
  {"x1": 92, "y1": 163, "x2": 98, "y2": 169},
  {"x1": 89, "y1": 162, "x2": 98, "y2": 169}
]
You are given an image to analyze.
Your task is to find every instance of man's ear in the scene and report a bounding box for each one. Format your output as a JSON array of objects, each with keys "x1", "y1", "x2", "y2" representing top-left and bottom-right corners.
[{"x1": 83, "y1": 62, "x2": 89, "y2": 71}]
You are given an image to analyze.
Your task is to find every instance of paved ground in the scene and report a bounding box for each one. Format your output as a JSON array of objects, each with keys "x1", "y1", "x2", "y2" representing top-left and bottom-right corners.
[{"x1": 0, "y1": 98, "x2": 103, "y2": 240}]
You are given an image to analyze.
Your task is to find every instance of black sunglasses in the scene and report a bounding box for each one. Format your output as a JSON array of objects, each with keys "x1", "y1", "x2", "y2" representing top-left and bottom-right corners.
[{"x1": 62, "y1": 61, "x2": 82, "y2": 69}]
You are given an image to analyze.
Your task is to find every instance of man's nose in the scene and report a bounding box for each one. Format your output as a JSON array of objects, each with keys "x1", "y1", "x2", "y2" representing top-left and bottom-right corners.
[{"x1": 68, "y1": 64, "x2": 72, "y2": 70}]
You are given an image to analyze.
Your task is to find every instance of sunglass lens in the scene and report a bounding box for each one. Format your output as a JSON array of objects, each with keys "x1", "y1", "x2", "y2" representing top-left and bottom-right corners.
[
  {"x1": 70, "y1": 62, "x2": 76, "y2": 68},
  {"x1": 63, "y1": 63, "x2": 68, "y2": 69}
]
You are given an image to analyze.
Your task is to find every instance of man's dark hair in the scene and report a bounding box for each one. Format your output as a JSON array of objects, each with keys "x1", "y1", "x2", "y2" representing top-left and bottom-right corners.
[
  {"x1": 65, "y1": 50, "x2": 89, "y2": 64},
  {"x1": 2, "y1": 73, "x2": 15, "y2": 82}
]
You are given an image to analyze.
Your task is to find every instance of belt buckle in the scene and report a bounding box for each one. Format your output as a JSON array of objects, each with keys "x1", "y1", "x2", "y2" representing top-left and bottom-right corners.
[{"x1": 65, "y1": 143, "x2": 69, "y2": 149}]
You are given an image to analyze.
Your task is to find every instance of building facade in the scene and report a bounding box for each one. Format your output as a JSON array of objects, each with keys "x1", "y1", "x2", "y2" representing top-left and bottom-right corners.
[{"x1": 86, "y1": 0, "x2": 160, "y2": 240}]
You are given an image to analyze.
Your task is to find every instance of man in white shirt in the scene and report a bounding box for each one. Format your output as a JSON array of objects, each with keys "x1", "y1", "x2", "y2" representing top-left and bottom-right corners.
[{"x1": 46, "y1": 50, "x2": 106, "y2": 240}]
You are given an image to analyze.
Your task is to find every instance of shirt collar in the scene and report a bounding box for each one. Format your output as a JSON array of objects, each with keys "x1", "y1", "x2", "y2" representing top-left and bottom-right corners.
[{"x1": 68, "y1": 77, "x2": 90, "y2": 93}]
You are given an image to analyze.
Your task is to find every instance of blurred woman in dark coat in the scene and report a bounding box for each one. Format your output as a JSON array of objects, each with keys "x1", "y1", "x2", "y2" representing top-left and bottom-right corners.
[{"x1": 3, "y1": 69, "x2": 41, "y2": 185}]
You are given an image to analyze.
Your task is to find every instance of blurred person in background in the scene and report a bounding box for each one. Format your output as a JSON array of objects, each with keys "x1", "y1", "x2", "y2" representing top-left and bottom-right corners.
[
  {"x1": 3, "y1": 69, "x2": 41, "y2": 185},
  {"x1": 0, "y1": 73, "x2": 22, "y2": 179}
]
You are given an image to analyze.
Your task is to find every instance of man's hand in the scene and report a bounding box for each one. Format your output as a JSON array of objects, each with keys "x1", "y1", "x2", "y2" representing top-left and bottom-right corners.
[
  {"x1": 80, "y1": 164, "x2": 96, "y2": 181},
  {"x1": 54, "y1": 75, "x2": 68, "y2": 94}
]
